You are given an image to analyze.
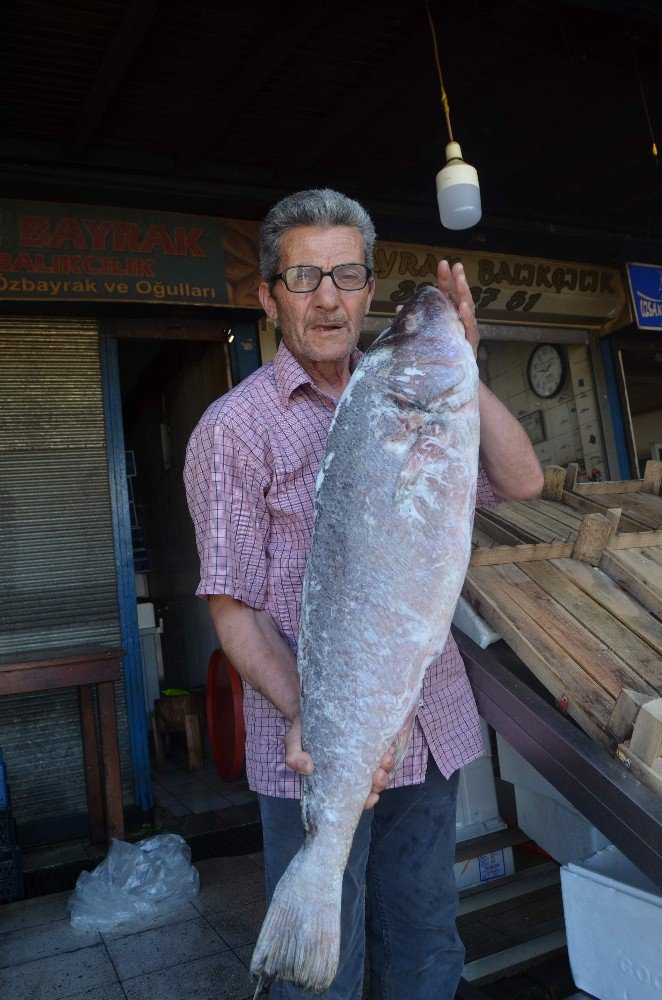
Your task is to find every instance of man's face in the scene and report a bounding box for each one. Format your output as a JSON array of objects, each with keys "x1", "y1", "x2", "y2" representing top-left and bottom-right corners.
[{"x1": 258, "y1": 225, "x2": 375, "y2": 367}]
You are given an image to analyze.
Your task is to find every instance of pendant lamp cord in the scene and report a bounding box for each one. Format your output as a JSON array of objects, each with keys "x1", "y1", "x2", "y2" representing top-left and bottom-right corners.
[
  {"x1": 631, "y1": 38, "x2": 658, "y2": 166},
  {"x1": 425, "y1": 0, "x2": 453, "y2": 142}
]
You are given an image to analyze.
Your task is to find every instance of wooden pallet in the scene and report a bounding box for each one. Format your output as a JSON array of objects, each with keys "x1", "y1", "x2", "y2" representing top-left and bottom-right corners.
[{"x1": 466, "y1": 462, "x2": 662, "y2": 797}]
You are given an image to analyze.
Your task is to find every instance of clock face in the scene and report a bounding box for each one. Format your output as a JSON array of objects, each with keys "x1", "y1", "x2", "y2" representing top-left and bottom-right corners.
[{"x1": 527, "y1": 344, "x2": 567, "y2": 399}]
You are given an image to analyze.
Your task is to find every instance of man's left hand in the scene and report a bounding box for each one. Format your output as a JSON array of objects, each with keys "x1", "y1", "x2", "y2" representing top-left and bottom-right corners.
[
  {"x1": 285, "y1": 715, "x2": 395, "y2": 809},
  {"x1": 438, "y1": 259, "x2": 479, "y2": 358}
]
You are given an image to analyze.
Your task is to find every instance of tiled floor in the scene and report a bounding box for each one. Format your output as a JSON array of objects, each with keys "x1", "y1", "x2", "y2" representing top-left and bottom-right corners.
[
  {"x1": 0, "y1": 854, "x2": 266, "y2": 1000},
  {"x1": 151, "y1": 756, "x2": 257, "y2": 817}
]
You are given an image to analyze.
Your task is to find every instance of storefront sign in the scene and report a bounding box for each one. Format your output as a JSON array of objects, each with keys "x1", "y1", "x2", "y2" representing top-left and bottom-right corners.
[
  {"x1": 0, "y1": 200, "x2": 228, "y2": 305},
  {"x1": 218, "y1": 221, "x2": 624, "y2": 329},
  {"x1": 0, "y1": 202, "x2": 626, "y2": 328},
  {"x1": 625, "y1": 262, "x2": 662, "y2": 332},
  {"x1": 370, "y1": 243, "x2": 624, "y2": 328}
]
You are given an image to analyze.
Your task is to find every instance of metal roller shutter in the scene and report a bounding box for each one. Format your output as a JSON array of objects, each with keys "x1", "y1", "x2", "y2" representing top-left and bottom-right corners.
[{"x1": 0, "y1": 318, "x2": 134, "y2": 824}]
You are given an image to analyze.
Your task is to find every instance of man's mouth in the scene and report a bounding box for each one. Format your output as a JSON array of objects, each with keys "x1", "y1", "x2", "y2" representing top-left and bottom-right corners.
[{"x1": 308, "y1": 321, "x2": 346, "y2": 334}]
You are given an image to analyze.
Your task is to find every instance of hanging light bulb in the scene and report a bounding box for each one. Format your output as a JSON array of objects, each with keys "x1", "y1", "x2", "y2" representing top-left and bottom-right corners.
[
  {"x1": 426, "y1": 2, "x2": 482, "y2": 230},
  {"x1": 436, "y1": 141, "x2": 482, "y2": 230}
]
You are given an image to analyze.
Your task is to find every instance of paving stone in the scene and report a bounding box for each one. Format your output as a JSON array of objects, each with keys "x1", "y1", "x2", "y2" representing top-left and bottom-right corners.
[
  {"x1": 192, "y1": 867, "x2": 264, "y2": 916},
  {"x1": 121, "y1": 950, "x2": 254, "y2": 1000},
  {"x1": 205, "y1": 897, "x2": 266, "y2": 949},
  {"x1": 194, "y1": 854, "x2": 259, "y2": 887},
  {"x1": 0, "y1": 889, "x2": 72, "y2": 932},
  {"x1": 106, "y1": 915, "x2": 228, "y2": 979},
  {"x1": 100, "y1": 901, "x2": 201, "y2": 940},
  {"x1": 0, "y1": 917, "x2": 101, "y2": 968},
  {"x1": 0, "y1": 942, "x2": 118, "y2": 1000}
]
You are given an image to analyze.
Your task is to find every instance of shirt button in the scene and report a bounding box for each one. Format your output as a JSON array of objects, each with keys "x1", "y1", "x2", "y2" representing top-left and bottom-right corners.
[{"x1": 418, "y1": 699, "x2": 425, "y2": 708}]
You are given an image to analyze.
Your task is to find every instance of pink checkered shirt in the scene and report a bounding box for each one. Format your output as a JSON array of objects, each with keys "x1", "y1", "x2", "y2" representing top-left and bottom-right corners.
[{"x1": 185, "y1": 341, "x2": 501, "y2": 798}]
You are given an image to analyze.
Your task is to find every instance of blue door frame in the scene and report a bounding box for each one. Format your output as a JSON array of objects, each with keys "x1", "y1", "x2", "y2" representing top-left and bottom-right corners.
[
  {"x1": 599, "y1": 336, "x2": 634, "y2": 480},
  {"x1": 99, "y1": 334, "x2": 153, "y2": 812}
]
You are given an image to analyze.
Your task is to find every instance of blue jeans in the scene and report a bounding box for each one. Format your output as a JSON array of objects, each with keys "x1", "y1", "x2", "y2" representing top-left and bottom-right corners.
[{"x1": 258, "y1": 758, "x2": 463, "y2": 1000}]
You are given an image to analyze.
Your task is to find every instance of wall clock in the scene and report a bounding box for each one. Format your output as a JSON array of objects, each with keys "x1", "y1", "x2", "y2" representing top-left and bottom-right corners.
[{"x1": 527, "y1": 343, "x2": 567, "y2": 399}]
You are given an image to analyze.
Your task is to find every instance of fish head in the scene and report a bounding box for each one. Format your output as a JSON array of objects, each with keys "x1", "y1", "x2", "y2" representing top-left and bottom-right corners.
[{"x1": 367, "y1": 285, "x2": 478, "y2": 413}]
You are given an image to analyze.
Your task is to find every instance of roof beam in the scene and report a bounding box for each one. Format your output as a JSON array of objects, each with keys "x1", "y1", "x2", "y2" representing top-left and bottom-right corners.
[
  {"x1": 69, "y1": 1, "x2": 161, "y2": 158},
  {"x1": 274, "y1": 30, "x2": 428, "y2": 179},
  {"x1": 176, "y1": 1, "x2": 329, "y2": 172}
]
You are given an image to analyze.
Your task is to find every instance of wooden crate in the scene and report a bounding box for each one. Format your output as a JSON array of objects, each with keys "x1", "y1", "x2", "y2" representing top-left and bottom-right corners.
[{"x1": 466, "y1": 462, "x2": 662, "y2": 798}]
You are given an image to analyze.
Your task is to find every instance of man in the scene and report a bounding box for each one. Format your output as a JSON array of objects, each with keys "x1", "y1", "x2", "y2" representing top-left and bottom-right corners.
[{"x1": 185, "y1": 189, "x2": 543, "y2": 999}]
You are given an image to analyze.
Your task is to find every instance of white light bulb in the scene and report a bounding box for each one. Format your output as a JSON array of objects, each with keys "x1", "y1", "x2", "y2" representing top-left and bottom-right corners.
[{"x1": 436, "y1": 141, "x2": 482, "y2": 230}]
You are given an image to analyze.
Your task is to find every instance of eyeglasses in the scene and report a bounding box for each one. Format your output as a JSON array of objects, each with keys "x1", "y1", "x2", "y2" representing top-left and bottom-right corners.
[{"x1": 275, "y1": 263, "x2": 372, "y2": 293}]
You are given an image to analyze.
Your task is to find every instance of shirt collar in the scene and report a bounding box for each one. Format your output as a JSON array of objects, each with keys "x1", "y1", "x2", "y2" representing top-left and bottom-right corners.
[{"x1": 273, "y1": 340, "x2": 363, "y2": 408}]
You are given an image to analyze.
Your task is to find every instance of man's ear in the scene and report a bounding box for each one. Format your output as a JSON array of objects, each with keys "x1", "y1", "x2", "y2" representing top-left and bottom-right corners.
[{"x1": 258, "y1": 281, "x2": 279, "y2": 323}]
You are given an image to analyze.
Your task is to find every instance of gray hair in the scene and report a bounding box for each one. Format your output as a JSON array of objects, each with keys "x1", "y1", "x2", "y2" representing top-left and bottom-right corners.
[{"x1": 259, "y1": 188, "x2": 376, "y2": 284}]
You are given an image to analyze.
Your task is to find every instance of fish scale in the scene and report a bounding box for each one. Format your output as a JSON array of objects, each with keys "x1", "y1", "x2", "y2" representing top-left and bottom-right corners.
[{"x1": 250, "y1": 284, "x2": 480, "y2": 993}]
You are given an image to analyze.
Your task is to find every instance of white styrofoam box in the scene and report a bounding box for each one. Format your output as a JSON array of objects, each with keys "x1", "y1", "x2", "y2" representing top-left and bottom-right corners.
[
  {"x1": 452, "y1": 595, "x2": 501, "y2": 649},
  {"x1": 561, "y1": 845, "x2": 662, "y2": 1000},
  {"x1": 456, "y1": 751, "x2": 499, "y2": 837},
  {"x1": 135, "y1": 572, "x2": 149, "y2": 598},
  {"x1": 454, "y1": 826, "x2": 515, "y2": 890},
  {"x1": 497, "y1": 733, "x2": 610, "y2": 864},
  {"x1": 137, "y1": 601, "x2": 155, "y2": 630},
  {"x1": 452, "y1": 719, "x2": 515, "y2": 889}
]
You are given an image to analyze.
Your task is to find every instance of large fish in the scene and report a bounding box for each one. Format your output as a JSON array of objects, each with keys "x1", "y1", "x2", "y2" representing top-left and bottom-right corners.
[{"x1": 250, "y1": 285, "x2": 480, "y2": 994}]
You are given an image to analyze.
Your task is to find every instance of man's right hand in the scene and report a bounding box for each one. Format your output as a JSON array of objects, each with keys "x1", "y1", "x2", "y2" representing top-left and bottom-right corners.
[{"x1": 285, "y1": 715, "x2": 395, "y2": 810}]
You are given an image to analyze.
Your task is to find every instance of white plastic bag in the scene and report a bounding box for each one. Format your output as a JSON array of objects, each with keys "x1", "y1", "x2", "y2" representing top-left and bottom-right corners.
[{"x1": 67, "y1": 833, "x2": 200, "y2": 932}]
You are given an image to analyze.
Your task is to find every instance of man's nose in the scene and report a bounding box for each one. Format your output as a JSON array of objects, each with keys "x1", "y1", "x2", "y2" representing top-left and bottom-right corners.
[{"x1": 313, "y1": 273, "x2": 341, "y2": 306}]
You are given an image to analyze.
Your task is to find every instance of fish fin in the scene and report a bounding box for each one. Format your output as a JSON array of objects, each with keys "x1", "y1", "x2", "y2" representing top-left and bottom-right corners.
[
  {"x1": 389, "y1": 700, "x2": 419, "y2": 771},
  {"x1": 395, "y1": 436, "x2": 446, "y2": 496},
  {"x1": 250, "y1": 846, "x2": 341, "y2": 994}
]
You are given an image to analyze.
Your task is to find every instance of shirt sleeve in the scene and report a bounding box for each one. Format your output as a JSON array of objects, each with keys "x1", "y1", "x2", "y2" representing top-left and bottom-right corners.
[
  {"x1": 475, "y1": 460, "x2": 501, "y2": 509},
  {"x1": 184, "y1": 417, "x2": 271, "y2": 604}
]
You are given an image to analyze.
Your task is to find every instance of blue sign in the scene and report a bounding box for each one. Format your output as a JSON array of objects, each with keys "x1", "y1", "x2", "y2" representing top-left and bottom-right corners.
[{"x1": 626, "y1": 262, "x2": 662, "y2": 331}]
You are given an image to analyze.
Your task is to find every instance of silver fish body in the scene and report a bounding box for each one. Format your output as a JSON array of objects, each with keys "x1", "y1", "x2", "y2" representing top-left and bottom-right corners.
[{"x1": 250, "y1": 285, "x2": 480, "y2": 993}]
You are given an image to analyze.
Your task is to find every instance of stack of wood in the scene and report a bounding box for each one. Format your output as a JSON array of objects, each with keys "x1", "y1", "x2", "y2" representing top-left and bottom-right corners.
[{"x1": 465, "y1": 460, "x2": 662, "y2": 799}]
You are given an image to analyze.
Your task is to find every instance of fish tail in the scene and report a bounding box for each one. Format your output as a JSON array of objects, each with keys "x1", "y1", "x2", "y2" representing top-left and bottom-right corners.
[{"x1": 250, "y1": 845, "x2": 342, "y2": 994}]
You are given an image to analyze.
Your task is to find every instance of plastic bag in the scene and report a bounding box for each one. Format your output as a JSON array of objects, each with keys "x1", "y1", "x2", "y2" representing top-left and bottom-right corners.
[{"x1": 67, "y1": 833, "x2": 200, "y2": 932}]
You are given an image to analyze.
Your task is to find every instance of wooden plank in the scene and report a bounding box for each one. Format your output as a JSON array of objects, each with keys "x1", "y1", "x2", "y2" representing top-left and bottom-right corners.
[
  {"x1": 472, "y1": 526, "x2": 499, "y2": 549},
  {"x1": 600, "y1": 551, "x2": 662, "y2": 620},
  {"x1": 573, "y1": 480, "x2": 643, "y2": 495},
  {"x1": 474, "y1": 510, "x2": 531, "y2": 545},
  {"x1": 609, "y1": 531, "x2": 662, "y2": 549},
  {"x1": 491, "y1": 506, "x2": 560, "y2": 542},
  {"x1": 97, "y1": 681, "x2": 125, "y2": 843},
  {"x1": 492, "y1": 563, "x2": 646, "y2": 701},
  {"x1": 609, "y1": 689, "x2": 652, "y2": 742},
  {"x1": 642, "y1": 547, "x2": 662, "y2": 567},
  {"x1": 616, "y1": 742, "x2": 662, "y2": 797},
  {"x1": 518, "y1": 498, "x2": 584, "y2": 532},
  {"x1": 608, "y1": 548, "x2": 662, "y2": 593},
  {"x1": 508, "y1": 500, "x2": 581, "y2": 542},
  {"x1": 77, "y1": 685, "x2": 106, "y2": 845},
  {"x1": 463, "y1": 568, "x2": 613, "y2": 739},
  {"x1": 469, "y1": 541, "x2": 574, "y2": 566},
  {"x1": 552, "y1": 558, "x2": 662, "y2": 657},
  {"x1": 564, "y1": 462, "x2": 579, "y2": 491},
  {"x1": 610, "y1": 492, "x2": 662, "y2": 524},
  {"x1": 642, "y1": 459, "x2": 662, "y2": 495},
  {"x1": 629, "y1": 698, "x2": 662, "y2": 766},
  {"x1": 571, "y1": 513, "x2": 612, "y2": 565},
  {"x1": 542, "y1": 464, "x2": 565, "y2": 501},
  {"x1": 522, "y1": 562, "x2": 662, "y2": 691},
  {"x1": 561, "y1": 490, "x2": 645, "y2": 531}
]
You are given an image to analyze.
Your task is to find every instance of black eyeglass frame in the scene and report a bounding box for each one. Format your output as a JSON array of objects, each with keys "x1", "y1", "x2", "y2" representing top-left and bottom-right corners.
[{"x1": 274, "y1": 263, "x2": 372, "y2": 293}]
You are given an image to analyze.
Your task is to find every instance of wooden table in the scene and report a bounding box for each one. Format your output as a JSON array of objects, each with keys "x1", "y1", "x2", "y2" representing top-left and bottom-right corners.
[{"x1": 0, "y1": 647, "x2": 125, "y2": 845}]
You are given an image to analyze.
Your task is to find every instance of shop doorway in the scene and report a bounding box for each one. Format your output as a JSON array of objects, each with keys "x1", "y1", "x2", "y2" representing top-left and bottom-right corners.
[
  {"x1": 616, "y1": 338, "x2": 662, "y2": 476},
  {"x1": 113, "y1": 316, "x2": 263, "y2": 719}
]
